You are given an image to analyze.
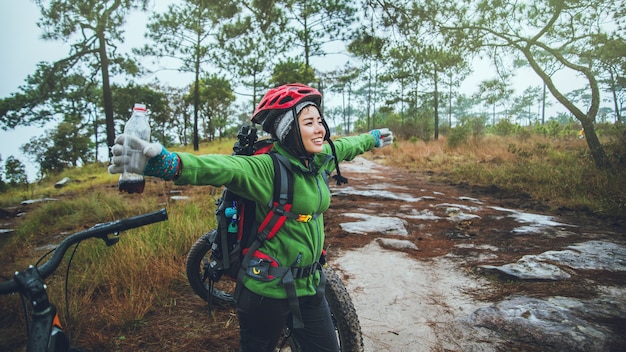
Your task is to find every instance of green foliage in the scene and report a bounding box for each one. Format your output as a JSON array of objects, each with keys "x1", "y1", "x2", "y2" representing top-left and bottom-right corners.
[
  {"x1": 21, "y1": 122, "x2": 94, "y2": 177},
  {"x1": 516, "y1": 128, "x2": 532, "y2": 142},
  {"x1": 468, "y1": 116, "x2": 487, "y2": 140},
  {"x1": 0, "y1": 62, "x2": 64, "y2": 129},
  {"x1": 491, "y1": 118, "x2": 517, "y2": 136},
  {"x1": 348, "y1": 32, "x2": 386, "y2": 59},
  {"x1": 448, "y1": 124, "x2": 471, "y2": 147},
  {"x1": 287, "y1": 0, "x2": 357, "y2": 64},
  {"x1": 371, "y1": 0, "x2": 620, "y2": 169},
  {"x1": 112, "y1": 83, "x2": 176, "y2": 146},
  {"x1": 270, "y1": 58, "x2": 317, "y2": 87},
  {"x1": 140, "y1": 0, "x2": 240, "y2": 149},
  {"x1": 4, "y1": 156, "x2": 28, "y2": 187},
  {"x1": 197, "y1": 74, "x2": 236, "y2": 139},
  {"x1": 595, "y1": 122, "x2": 626, "y2": 140},
  {"x1": 3, "y1": 0, "x2": 623, "y2": 178},
  {"x1": 447, "y1": 115, "x2": 487, "y2": 147},
  {"x1": 409, "y1": 109, "x2": 435, "y2": 141},
  {"x1": 215, "y1": 2, "x2": 290, "y2": 108},
  {"x1": 603, "y1": 131, "x2": 626, "y2": 171},
  {"x1": 0, "y1": 154, "x2": 4, "y2": 193},
  {"x1": 112, "y1": 84, "x2": 168, "y2": 126},
  {"x1": 533, "y1": 120, "x2": 569, "y2": 138}
]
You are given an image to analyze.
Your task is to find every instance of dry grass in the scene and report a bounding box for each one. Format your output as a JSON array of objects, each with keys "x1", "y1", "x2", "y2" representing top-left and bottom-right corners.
[
  {"x1": 0, "y1": 152, "x2": 225, "y2": 350},
  {"x1": 370, "y1": 134, "x2": 625, "y2": 217}
]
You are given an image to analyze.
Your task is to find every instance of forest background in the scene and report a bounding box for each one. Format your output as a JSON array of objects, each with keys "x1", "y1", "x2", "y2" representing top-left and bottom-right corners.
[{"x1": 0, "y1": 0, "x2": 624, "y2": 217}]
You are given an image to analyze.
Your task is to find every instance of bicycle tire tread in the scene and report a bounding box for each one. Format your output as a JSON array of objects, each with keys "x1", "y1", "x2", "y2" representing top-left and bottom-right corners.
[{"x1": 324, "y1": 266, "x2": 364, "y2": 352}]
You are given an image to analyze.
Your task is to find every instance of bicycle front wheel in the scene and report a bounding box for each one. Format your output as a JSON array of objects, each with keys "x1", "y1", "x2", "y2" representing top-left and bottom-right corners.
[
  {"x1": 185, "y1": 229, "x2": 236, "y2": 306},
  {"x1": 323, "y1": 265, "x2": 364, "y2": 352}
]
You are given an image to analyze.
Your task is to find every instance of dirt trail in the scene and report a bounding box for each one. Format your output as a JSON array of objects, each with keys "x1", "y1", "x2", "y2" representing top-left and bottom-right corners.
[
  {"x1": 2, "y1": 155, "x2": 625, "y2": 352},
  {"x1": 338, "y1": 245, "x2": 497, "y2": 351},
  {"x1": 323, "y1": 156, "x2": 626, "y2": 352}
]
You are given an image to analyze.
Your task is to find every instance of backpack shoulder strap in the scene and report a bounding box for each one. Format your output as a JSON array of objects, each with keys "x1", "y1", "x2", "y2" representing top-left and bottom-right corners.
[
  {"x1": 251, "y1": 152, "x2": 293, "y2": 242},
  {"x1": 270, "y1": 152, "x2": 293, "y2": 206},
  {"x1": 235, "y1": 152, "x2": 294, "y2": 299},
  {"x1": 266, "y1": 153, "x2": 321, "y2": 223}
]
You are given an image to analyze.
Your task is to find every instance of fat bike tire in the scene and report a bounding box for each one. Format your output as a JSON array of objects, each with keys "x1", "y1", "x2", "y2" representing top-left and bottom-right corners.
[
  {"x1": 322, "y1": 265, "x2": 364, "y2": 352},
  {"x1": 185, "y1": 229, "x2": 235, "y2": 306}
]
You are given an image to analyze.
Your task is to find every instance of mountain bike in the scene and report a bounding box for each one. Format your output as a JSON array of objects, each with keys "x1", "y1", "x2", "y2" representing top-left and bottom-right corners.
[
  {"x1": 186, "y1": 229, "x2": 364, "y2": 352},
  {"x1": 0, "y1": 209, "x2": 168, "y2": 352}
]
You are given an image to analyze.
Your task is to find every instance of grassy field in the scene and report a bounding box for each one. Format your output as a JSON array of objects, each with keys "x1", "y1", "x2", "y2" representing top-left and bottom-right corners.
[
  {"x1": 372, "y1": 133, "x2": 626, "y2": 217},
  {"x1": 1, "y1": 131, "x2": 624, "y2": 350}
]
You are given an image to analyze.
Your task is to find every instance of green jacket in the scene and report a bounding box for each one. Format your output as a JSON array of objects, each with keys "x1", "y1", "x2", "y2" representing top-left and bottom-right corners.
[{"x1": 175, "y1": 133, "x2": 376, "y2": 299}]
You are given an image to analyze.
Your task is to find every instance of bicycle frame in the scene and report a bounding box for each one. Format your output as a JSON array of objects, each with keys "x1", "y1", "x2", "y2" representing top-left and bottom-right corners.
[
  {"x1": 14, "y1": 266, "x2": 70, "y2": 352},
  {"x1": 0, "y1": 208, "x2": 168, "y2": 352}
]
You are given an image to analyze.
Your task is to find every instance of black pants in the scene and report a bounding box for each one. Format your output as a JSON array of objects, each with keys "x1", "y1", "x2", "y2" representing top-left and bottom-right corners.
[{"x1": 237, "y1": 286, "x2": 340, "y2": 352}]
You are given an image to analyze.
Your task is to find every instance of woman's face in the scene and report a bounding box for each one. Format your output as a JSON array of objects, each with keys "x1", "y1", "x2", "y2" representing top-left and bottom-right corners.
[{"x1": 298, "y1": 105, "x2": 325, "y2": 154}]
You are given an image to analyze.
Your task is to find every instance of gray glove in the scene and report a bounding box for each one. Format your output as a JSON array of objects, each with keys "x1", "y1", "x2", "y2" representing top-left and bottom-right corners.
[
  {"x1": 109, "y1": 134, "x2": 180, "y2": 180},
  {"x1": 369, "y1": 128, "x2": 393, "y2": 148}
]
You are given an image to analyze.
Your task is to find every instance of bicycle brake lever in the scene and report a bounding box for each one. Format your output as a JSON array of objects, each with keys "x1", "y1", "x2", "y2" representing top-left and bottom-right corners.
[{"x1": 99, "y1": 233, "x2": 120, "y2": 246}]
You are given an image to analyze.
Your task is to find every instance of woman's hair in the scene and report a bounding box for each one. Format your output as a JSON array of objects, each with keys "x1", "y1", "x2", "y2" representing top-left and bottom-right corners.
[{"x1": 278, "y1": 103, "x2": 318, "y2": 158}]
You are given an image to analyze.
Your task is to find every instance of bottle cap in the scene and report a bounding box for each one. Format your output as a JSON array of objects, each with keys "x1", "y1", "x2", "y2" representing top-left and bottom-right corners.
[{"x1": 133, "y1": 103, "x2": 147, "y2": 112}]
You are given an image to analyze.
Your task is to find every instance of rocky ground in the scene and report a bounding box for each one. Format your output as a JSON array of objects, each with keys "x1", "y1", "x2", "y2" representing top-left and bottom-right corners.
[{"x1": 324, "y1": 156, "x2": 626, "y2": 352}]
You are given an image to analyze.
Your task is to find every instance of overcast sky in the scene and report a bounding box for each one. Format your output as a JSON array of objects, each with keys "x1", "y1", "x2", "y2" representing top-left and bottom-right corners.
[
  {"x1": 1, "y1": 1, "x2": 588, "y2": 181},
  {"x1": 0, "y1": 1, "x2": 168, "y2": 180},
  {"x1": 1, "y1": 2, "x2": 61, "y2": 180}
]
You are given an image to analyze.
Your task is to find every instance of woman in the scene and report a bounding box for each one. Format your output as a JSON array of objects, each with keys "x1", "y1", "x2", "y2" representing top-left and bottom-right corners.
[{"x1": 109, "y1": 83, "x2": 393, "y2": 352}]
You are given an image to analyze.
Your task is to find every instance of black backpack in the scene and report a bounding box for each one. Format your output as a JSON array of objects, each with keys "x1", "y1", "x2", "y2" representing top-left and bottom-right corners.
[
  {"x1": 211, "y1": 125, "x2": 293, "y2": 281},
  {"x1": 208, "y1": 125, "x2": 326, "y2": 328}
]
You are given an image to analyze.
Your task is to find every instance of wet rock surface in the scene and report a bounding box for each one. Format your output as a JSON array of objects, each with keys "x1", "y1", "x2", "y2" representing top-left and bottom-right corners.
[{"x1": 324, "y1": 156, "x2": 626, "y2": 352}]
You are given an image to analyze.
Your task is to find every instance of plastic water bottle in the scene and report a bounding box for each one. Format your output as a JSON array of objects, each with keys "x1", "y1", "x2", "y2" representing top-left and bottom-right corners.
[{"x1": 118, "y1": 103, "x2": 150, "y2": 194}]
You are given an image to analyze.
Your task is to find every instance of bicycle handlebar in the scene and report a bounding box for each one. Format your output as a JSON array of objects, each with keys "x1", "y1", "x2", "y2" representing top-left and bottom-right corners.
[{"x1": 0, "y1": 208, "x2": 168, "y2": 295}]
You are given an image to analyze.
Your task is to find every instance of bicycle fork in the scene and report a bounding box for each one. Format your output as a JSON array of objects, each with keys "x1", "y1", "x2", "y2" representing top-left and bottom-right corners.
[{"x1": 14, "y1": 266, "x2": 70, "y2": 352}]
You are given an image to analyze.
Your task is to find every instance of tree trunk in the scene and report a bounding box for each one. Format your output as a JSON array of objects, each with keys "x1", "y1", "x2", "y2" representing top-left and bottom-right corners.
[
  {"x1": 193, "y1": 41, "x2": 201, "y2": 151},
  {"x1": 541, "y1": 83, "x2": 546, "y2": 125},
  {"x1": 99, "y1": 35, "x2": 115, "y2": 148},
  {"x1": 609, "y1": 70, "x2": 621, "y2": 123},
  {"x1": 523, "y1": 47, "x2": 611, "y2": 169},
  {"x1": 433, "y1": 68, "x2": 439, "y2": 140},
  {"x1": 347, "y1": 87, "x2": 352, "y2": 135}
]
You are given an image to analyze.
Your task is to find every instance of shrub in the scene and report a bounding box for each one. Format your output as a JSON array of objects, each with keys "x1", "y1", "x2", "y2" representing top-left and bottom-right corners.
[
  {"x1": 492, "y1": 118, "x2": 517, "y2": 136},
  {"x1": 448, "y1": 125, "x2": 471, "y2": 147}
]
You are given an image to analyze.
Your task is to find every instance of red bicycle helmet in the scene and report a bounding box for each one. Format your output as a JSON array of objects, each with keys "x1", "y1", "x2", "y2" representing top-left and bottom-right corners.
[
  {"x1": 250, "y1": 83, "x2": 348, "y2": 185},
  {"x1": 251, "y1": 83, "x2": 322, "y2": 133}
]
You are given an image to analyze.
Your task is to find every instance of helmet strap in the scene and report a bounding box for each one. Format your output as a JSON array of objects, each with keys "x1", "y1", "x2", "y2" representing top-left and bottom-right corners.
[{"x1": 327, "y1": 137, "x2": 348, "y2": 185}]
